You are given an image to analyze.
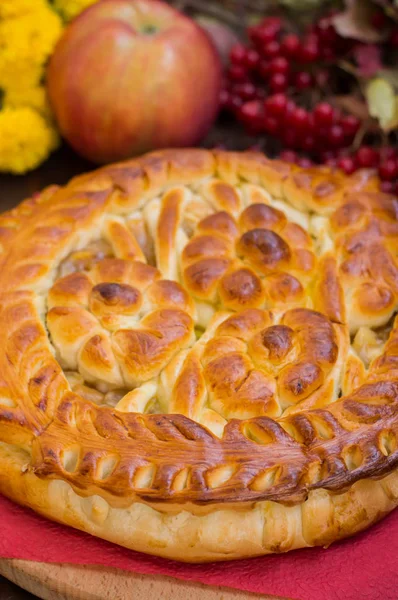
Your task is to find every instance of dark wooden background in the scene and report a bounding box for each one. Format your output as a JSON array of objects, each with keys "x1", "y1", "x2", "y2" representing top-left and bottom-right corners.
[
  {"x1": 0, "y1": 124, "x2": 263, "y2": 210},
  {"x1": 0, "y1": 146, "x2": 94, "y2": 210},
  {"x1": 0, "y1": 575, "x2": 37, "y2": 600}
]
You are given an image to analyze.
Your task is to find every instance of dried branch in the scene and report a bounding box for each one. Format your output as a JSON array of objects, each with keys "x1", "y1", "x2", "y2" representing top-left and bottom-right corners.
[
  {"x1": 172, "y1": 0, "x2": 247, "y2": 28},
  {"x1": 170, "y1": 0, "x2": 280, "y2": 31}
]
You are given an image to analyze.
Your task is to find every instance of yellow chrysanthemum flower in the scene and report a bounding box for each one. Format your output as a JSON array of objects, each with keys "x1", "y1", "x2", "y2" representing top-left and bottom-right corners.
[
  {"x1": 0, "y1": 0, "x2": 102, "y2": 174},
  {"x1": 0, "y1": 107, "x2": 60, "y2": 175},
  {"x1": 0, "y1": 6, "x2": 63, "y2": 89},
  {"x1": 53, "y1": 0, "x2": 100, "y2": 21},
  {"x1": 4, "y1": 84, "x2": 54, "y2": 121},
  {"x1": 0, "y1": 0, "x2": 48, "y2": 19},
  {"x1": 0, "y1": 66, "x2": 44, "y2": 96}
]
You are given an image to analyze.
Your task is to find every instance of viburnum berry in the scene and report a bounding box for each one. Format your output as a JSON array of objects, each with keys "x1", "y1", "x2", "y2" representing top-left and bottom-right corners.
[
  {"x1": 301, "y1": 135, "x2": 316, "y2": 152},
  {"x1": 258, "y1": 60, "x2": 271, "y2": 80},
  {"x1": 234, "y1": 82, "x2": 257, "y2": 101},
  {"x1": 340, "y1": 114, "x2": 361, "y2": 138},
  {"x1": 300, "y1": 43, "x2": 319, "y2": 63},
  {"x1": 328, "y1": 124, "x2": 345, "y2": 148},
  {"x1": 380, "y1": 181, "x2": 395, "y2": 194},
  {"x1": 380, "y1": 146, "x2": 397, "y2": 161},
  {"x1": 307, "y1": 112, "x2": 315, "y2": 130},
  {"x1": 320, "y1": 150, "x2": 337, "y2": 163},
  {"x1": 260, "y1": 17, "x2": 282, "y2": 33},
  {"x1": 379, "y1": 159, "x2": 398, "y2": 181},
  {"x1": 227, "y1": 65, "x2": 248, "y2": 82},
  {"x1": 297, "y1": 157, "x2": 313, "y2": 168},
  {"x1": 320, "y1": 46, "x2": 337, "y2": 61},
  {"x1": 247, "y1": 25, "x2": 259, "y2": 44},
  {"x1": 251, "y1": 16, "x2": 282, "y2": 46},
  {"x1": 262, "y1": 28, "x2": 280, "y2": 45},
  {"x1": 299, "y1": 36, "x2": 320, "y2": 63},
  {"x1": 248, "y1": 26, "x2": 265, "y2": 46},
  {"x1": 290, "y1": 107, "x2": 309, "y2": 130},
  {"x1": 249, "y1": 25, "x2": 276, "y2": 46},
  {"x1": 285, "y1": 99, "x2": 296, "y2": 116},
  {"x1": 263, "y1": 115, "x2": 280, "y2": 135},
  {"x1": 264, "y1": 93, "x2": 288, "y2": 117},
  {"x1": 293, "y1": 71, "x2": 314, "y2": 90},
  {"x1": 238, "y1": 100, "x2": 263, "y2": 132},
  {"x1": 229, "y1": 44, "x2": 247, "y2": 65},
  {"x1": 279, "y1": 149, "x2": 298, "y2": 163},
  {"x1": 269, "y1": 73, "x2": 288, "y2": 93},
  {"x1": 338, "y1": 156, "x2": 357, "y2": 175},
  {"x1": 356, "y1": 146, "x2": 379, "y2": 168},
  {"x1": 282, "y1": 129, "x2": 298, "y2": 148},
  {"x1": 269, "y1": 56, "x2": 290, "y2": 75},
  {"x1": 315, "y1": 69, "x2": 330, "y2": 87},
  {"x1": 316, "y1": 18, "x2": 337, "y2": 45},
  {"x1": 281, "y1": 34, "x2": 300, "y2": 58},
  {"x1": 245, "y1": 49, "x2": 260, "y2": 70},
  {"x1": 262, "y1": 40, "x2": 281, "y2": 59},
  {"x1": 306, "y1": 32, "x2": 320, "y2": 45},
  {"x1": 314, "y1": 102, "x2": 335, "y2": 126},
  {"x1": 325, "y1": 157, "x2": 338, "y2": 168},
  {"x1": 316, "y1": 127, "x2": 329, "y2": 143}
]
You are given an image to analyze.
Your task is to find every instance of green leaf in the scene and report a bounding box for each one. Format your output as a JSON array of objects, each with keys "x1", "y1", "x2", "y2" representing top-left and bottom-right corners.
[{"x1": 365, "y1": 78, "x2": 398, "y2": 131}]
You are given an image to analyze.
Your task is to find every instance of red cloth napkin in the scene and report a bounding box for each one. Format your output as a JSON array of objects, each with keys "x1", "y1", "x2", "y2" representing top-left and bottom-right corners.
[{"x1": 0, "y1": 493, "x2": 397, "y2": 600}]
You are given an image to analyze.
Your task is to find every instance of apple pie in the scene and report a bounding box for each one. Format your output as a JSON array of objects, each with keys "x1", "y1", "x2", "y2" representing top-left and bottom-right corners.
[{"x1": 0, "y1": 149, "x2": 397, "y2": 562}]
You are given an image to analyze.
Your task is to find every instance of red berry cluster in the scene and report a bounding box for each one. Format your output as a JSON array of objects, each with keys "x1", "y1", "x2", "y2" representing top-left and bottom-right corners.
[
  {"x1": 221, "y1": 17, "x2": 361, "y2": 158},
  {"x1": 237, "y1": 95, "x2": 360, "y2": 157},
  {"x1": 220, "y1": 15, "x2": 398, "y2": 193},
  {"x1": 279, "y1": 146, "x2": 398, "y2": 194}
]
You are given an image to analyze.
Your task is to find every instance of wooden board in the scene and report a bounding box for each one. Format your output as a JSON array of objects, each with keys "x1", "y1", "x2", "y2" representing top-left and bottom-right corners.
[{"x1": 0, "y1": 559, "x2": 287, "y2": 600}]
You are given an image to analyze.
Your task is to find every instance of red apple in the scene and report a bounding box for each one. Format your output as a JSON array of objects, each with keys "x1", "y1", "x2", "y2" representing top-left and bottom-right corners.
[{"x1": 47, "y1": 0, "x2": 222, "y2": 164}]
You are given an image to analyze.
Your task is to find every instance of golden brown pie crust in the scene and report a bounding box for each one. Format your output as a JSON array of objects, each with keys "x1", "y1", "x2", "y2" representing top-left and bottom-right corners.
[{"x1": 0, "y1": 149, "x2": 397, "y2": 561}]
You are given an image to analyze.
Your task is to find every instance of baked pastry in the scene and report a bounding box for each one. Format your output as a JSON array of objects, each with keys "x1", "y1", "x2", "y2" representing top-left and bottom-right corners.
[{"x1": 0, "y1": 149, "x2": 397, "y2": 562}]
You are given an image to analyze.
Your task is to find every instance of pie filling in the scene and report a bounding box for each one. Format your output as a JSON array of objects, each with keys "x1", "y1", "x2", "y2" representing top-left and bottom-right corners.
[{"x1": 39, "y1": 175, "x2": 397, "y2": 438}]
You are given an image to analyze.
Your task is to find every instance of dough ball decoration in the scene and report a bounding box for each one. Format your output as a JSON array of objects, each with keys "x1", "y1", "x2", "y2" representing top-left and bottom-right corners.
[{"x1": 0, "y1": 149, "x2": 397, "y2": 561}]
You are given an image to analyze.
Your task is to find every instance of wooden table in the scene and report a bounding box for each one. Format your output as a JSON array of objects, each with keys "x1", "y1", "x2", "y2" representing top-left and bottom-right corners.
[
  {"x1": 0, "y1": 125, "x2": 262, "y2": 209},
  {"x1": 0, "y1": 560, "x2": 284, "y2": 600},
  {"x1": 0, "y1": 141, "x2": 286, "y2": 600},
  {"x1": 0, "y1": 146, "x2": 94, "y2": 209}
]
